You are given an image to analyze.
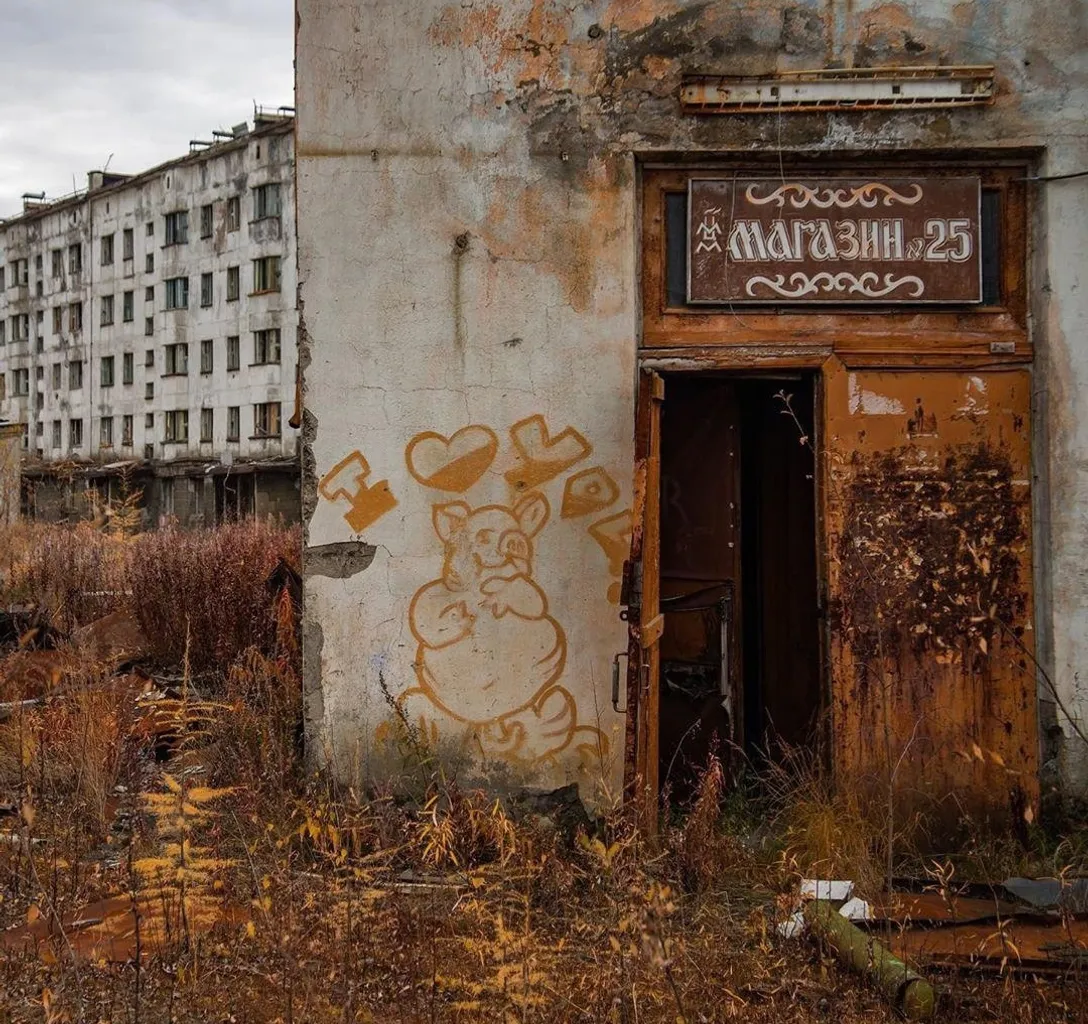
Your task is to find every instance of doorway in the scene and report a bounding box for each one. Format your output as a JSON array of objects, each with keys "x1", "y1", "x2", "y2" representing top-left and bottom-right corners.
[{"x1": 656, "y1": 373, "x2": 822, "y2": 800}]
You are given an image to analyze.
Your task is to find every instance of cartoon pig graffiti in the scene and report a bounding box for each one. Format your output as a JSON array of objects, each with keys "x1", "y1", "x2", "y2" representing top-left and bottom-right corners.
[{"x1": 405, "y1": 493, "x2": 577, "y2": 760}]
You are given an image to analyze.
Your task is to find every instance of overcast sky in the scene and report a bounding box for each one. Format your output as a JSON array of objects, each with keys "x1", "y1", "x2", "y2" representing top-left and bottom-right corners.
[{"x1": 0, "y1": 0, "x2": 295, "y2": 218}]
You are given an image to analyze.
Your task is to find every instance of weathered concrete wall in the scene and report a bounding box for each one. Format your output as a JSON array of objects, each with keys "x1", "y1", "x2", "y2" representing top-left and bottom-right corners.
[{"x1": 297, "y1": 0, "x2": 1088, "y2": 800}]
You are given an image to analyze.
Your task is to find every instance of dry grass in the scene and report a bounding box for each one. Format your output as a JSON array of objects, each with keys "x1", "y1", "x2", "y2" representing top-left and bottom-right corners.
[{"x1": 0, "y1": 521, "x2": 1085, "y2": 1023}]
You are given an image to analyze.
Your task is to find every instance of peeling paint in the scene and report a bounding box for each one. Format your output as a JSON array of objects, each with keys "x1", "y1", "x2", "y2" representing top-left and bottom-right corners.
[{"x1": 306, "y1": 541, "x2": 378, "y2": 580}]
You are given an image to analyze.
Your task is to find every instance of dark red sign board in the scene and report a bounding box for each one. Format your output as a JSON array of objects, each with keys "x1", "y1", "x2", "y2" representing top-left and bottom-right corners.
[{"x1": 687, "y1": 177, "x2": 982, "y2": 304}]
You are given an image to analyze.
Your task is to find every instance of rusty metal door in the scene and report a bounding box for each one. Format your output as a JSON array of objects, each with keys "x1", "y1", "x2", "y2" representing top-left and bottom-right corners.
[
  {"x1": 822, "y1": 360, "x2": 1038, "y2": 830},
  {"x1": 622, "y1": 368, "x2": 665, "y2": 829}
]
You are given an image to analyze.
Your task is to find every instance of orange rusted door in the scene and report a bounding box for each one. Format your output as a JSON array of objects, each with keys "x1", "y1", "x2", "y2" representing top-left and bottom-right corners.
[
  {"x1": 623, "y1": 368, "x2": 665, "y2": 830},
  {"x1": 822, "y1": 359, "x2": 1038, "y2": 833}
]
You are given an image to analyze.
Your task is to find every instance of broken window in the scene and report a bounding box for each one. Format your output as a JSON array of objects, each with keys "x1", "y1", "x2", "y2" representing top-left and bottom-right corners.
[
  {"x1": 226, "y1": 335, "x2": 240, "y2": 371},
  {"x1": 200, "y1": 339, "x2": 213, "y2": 374},
  {"x1": 68, "y1": 243, "x2": 82, "y2": 275},
  {"x1": 227, "y1": 196, "x2": 241, "y2": 232},
  {"x1": 252, "y1": 327, "x2": 281, "y2": 364},
  {"x1": 51, "y1": 363, "x2": 61, "y2": 390},
  {"x1": 12, "y1": 368, "x2": 29, "y2": 397},
  {"x1": 50, "y1": 249, "x2": 63, "y2": 278},
  {"x1": 122, "y1": 414, "x2": 133, "y2": 446},
  {"x1": 100, "y1": 294, "x2": 114, "y2": 326},
  {"x1": 253, "y1": 183, "x2": 282, "y2": 220},
  {"x1": 100, "y1": 416, "x2": 113, "y2": 448},
  {"x1": 10, "y1": 314, "x2": 28, "y2": 342},
  {"x1": 226, "y1": 265, "x2": 240, "y2": 301},
  {"x1": 200, "y1": 203, "x2": 213, "y2": 239},
  {"x1": 69, "y1": 418, "x2": 83, "y2": 449},
  {"x1": 251, "y1": 256, "x2": 280, "y2": 293},
  {"x1": 164, "y1": 210, "x2": 189, "y2": 246},
  {"x1": 253, "y1": 401, "x2": 281, "y2": 438},
  {"x1": 0, "y1": 321, "x2": 5, "y2": 345},
  {"x1": 165, "y1": 276, "x2": 189, "y2": 310},
  {"x1": 51, "y1": 420, "x2": 61, "y2": 448},
  {"x1": 100, "y1": 233, "x2": 114, "y2": 266},
  {"x1": 123, "y1": 290, "x2": 134, "y2": 322},
  {"x1": 200, "y1": 272, "x2": 213, "y2": 307},
  {"x1": 164, "y1": 409, "x2": 189, "y2": 443},
  {"x1": 100, "y1": 356, "x2": 115, "y2": 387},
  {"x1": 200, "y1": 407, "x2": 213, "y2": 443},
  {"x1": 69, "y1": 360, "x2": 83, "y2": 390},
  {"x1": 226, "y1": 405, "x2": 240, "y2": 441},
  {"x1": 123, "y1": 227, "x2": 134, "y2": 260},
  {"x1": 164, "y1": 342, "x2": 188, "y2": 375},
  {"x1": 145, "y1": 315, "x2": 154, "y2": 336},
  {"x1": 145, "y1": 252, "x2": 154, "y2": 273},
  {"x1": 68, "y1": 302, "x2": 83, "y2": 333},
  {"x1": 123, "y1": 352, "x2": 134, "y2": 384}
]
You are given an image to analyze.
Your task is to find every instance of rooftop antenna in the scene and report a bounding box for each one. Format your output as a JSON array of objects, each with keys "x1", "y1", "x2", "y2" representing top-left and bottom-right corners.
[{"x1": 103, "y1": 153, "x2": 114, "y2": 173}]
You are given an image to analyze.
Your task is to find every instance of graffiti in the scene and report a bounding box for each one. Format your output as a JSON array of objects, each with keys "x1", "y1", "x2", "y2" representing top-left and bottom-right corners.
[
  {"x1": 406, "y1": 425, "x2": 499, "y2": 492},
  {"x1": 505, "y1": 414, "x2": 592, "y2": 491},
  {"x1": 589, "y1": 510, "x2": 633, "y2": 605},
  {"x1": 400, "y1": 492, "x2": 607, "y2": 762},
  {"x1": 319, "y1": 451, "x2": 397, "y2": 533},
  {"x1": 561, "y1": 466, "x2": 620, "y2": 519}
]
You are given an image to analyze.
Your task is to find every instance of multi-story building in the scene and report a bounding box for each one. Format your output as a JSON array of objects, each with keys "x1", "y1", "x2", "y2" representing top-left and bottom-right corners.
[{"x1": 0, "y1": 109, "x2": 298, "y2": 526}]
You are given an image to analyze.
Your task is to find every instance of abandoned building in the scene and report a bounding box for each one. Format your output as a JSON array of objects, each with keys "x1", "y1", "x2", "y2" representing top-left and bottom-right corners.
[
  {"x1": 296, "y1": 1, "x2": 1088, "y2": 832},
  {"x1": 0, "y1": 110, "x2": 299, "y2": 526}
]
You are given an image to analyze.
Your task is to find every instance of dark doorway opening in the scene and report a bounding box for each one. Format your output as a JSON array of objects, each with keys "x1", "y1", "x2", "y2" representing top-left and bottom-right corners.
[{"x1": 657, "y1": 373, "x2": 822, "y2": 801}]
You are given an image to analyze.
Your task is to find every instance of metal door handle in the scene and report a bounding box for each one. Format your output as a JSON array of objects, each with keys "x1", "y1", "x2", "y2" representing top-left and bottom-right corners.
[{"x1": 611, "y1": 651, "x2": 629, "y2": 713}]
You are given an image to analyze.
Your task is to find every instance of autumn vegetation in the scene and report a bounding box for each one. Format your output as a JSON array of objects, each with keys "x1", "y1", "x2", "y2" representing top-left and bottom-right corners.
[{"x1": 0, "y1": 512, "x2": 1084, "y2": 1022}]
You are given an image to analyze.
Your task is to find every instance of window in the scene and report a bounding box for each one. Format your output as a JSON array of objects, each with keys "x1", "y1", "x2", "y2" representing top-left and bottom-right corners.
[
  {"x1": 226, "y1": 335, "x2": 240, "y2": 371},
  {"x1": 252, "y1": 256, "x2": 281, "y2": 293},
  {"x1": 34, "y1": 253, "x2": 42, "y2": 275},
  {"x1": 226, "y1": 265, "x2": 240, "y2": 301},
  {"x1": 69, "y1": 360, "x2": 83, "y2": 390},
  {"x1": 145, "y1": 285, "x2": 154, "y2": 303},
  {"x1": 226, "y1": 406, "x2": 240, "y2": 441},
  {"x1": 252, "y1": 327, "x2": 281, "y2": 364},
  {"x1": 146, "y1": 221, "x2": 154, "y2": 238},
  {"x1": 100, "y1": 294, "x2": 114, "y2": 326},
  {"x1": 11, "y1": 314, "x2": 29, "y2": 342},
  {"x1": 122, "y1": 415, "x2": 133, "y2": 446},
  {"x1": 164, "y1": 409, "x2": 189, "y2": 443},
  {"x1": 227, "y1": 196, "x2": 241, "y2": 232},
  {"x1": 200, "y1": 272, "x2": 213, "y2": 307},
  {"x1": 100, "y1": 416, "x2": 113, "y2": 448},
  {"x1": 145, "y1": 382, "x2": 154, "y2": 400},
  {"x1": 51, "y1": 363, "x2": 61, "y2": 390},
  {"x1": 68, "y1": 243, "x2": 82, "y2": 274},
  {"x1": 68, "y1": 302, "x2": 83, "y2": 333},
  {"x1": 200, "y1": 338, "x2": 213, "y2": 374},
  {"x1": 145, "y1": 253, "x2": 154, "y2": 273},
  {"x1": 253, "y1": 402, "x2": 281, "y2": 438},
  {"x1": 69, "y1": 418, "x2": 83, "y2": 449},
  {"x1": 121, "y1": 291, "x2": 134, "y2": 322},
  {"x1": 253, "y1": 183, "x2": 281, "y2": 220},
  {"x1": 0, "y1": 321, "x2": 5, "y2": 345},
  {"x1": 123, "y1": 352, "x2": 134, "y2": 384},
  {"x1": 0, "y1": 266, "x2": 4, "y2": 290},
  {"x1": 165, "y1": 276, "x2": 188, "y2": 310},
  {"x1": 200, "y1": 407, "x2": 213, "y2": 443},
  {"x1": 35, "y1": 365, "x2": 43, "y2": 381},
  {"x1": 200, "y1": 204, "x2": 213, "y2": 238},
  {"x1": 100, "y1": 234, "x2": 114, "y2": 266},
  {"x1": 0, "y1": 375, "x2": 5, "y2": 399},
  {"x1": 145, "y1": 412, "x2": 154, "y2": 429},
  {"x1": 123, "y1": 227, "x2": 134, "y2": 260},
  {"x1": 51, "y1": 249, "x2": 63, "y2": 277},
  {"x1": 164, "y1": 342, "x2": 188, "y2": 375},
  {"x1": 164, "y1": 210, "x2": 189, "y2": 245},
  {"x1": 9, "y1": 258, "x2": 28, "y2": 285},
  {"x1": 52, "y1": 306, "x2": 62, "y2": 334},
  {"x1": 51, "y1": 420, "x2": 61, "y2": 448},
  {"x1": 100, "y1": 356, "x2": 115, "y2": 387},
  {"x1": 12, "y1": 368, "x2": 29, "y2": 396},
  {"x1": 35, "y1": 279, "x2": 42, "y2": 298},
  {"x1": 145, "y1": 316, "x2": 154, "y2": 336},
  {"x1": 145, "y1": 349, "x2": 155, "y2": 367}
]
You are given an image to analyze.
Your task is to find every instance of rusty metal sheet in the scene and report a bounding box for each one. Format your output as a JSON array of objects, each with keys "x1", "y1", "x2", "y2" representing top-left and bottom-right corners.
[
  {"x1": 822, "y1": 362, "x2": 1037, "y2": 833},
  {"x1": 688, "y1": 177, "x2": 981, "y2": 304}
]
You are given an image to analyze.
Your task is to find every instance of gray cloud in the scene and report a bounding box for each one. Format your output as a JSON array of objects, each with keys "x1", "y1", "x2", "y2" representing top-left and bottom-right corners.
[{"x1": 0, "y1": 0, "x2": 294, "y2": 217}]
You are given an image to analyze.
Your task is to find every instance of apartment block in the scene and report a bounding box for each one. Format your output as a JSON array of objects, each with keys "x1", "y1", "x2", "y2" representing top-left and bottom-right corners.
[{"x1": 0, "y1": 110, "x2": 298, "y2": 526}]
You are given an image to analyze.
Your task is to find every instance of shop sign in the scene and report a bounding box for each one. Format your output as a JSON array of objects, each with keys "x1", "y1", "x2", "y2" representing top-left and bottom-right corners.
[{"x1": 688, "y1": 177, "x2": 982, "y2": 304}]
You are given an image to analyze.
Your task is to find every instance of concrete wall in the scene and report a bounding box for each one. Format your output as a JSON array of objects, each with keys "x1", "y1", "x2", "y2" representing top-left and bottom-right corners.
[{"x1": 297, "y1": 1, "x2": 1088, "y2": 801}]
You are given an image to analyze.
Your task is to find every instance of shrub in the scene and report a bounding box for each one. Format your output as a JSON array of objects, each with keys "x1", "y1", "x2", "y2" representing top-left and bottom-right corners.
[{"x1": 127, "y1": 520, "x2": 300, "y2": 673}]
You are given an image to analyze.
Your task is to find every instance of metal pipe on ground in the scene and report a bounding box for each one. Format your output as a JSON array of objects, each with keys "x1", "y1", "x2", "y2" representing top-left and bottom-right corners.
[{"x1": 803, "y1": 899, "x2": 935, "y2": 1021}]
